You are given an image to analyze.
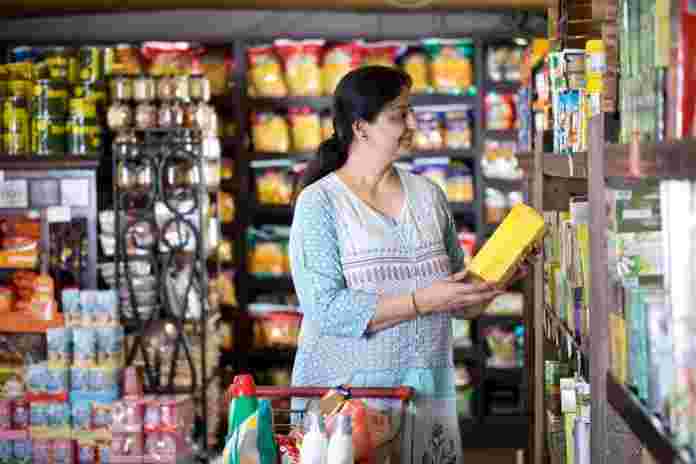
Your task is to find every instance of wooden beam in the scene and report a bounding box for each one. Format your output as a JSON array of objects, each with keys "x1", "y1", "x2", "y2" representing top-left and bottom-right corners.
[{"x1": 2, "y1": 0, "x2": 548, "y2": 16}]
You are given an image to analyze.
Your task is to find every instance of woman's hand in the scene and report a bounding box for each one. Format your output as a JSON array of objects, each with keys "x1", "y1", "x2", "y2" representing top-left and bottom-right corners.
[{"x1": 415, "y1": 270, "x2": 503, "y2": 317}]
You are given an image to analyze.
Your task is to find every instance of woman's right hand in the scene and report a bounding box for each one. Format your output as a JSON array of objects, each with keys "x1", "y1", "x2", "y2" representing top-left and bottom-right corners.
[{"x1": 415, "y1": 271, "x2": 503, "y2": 316}]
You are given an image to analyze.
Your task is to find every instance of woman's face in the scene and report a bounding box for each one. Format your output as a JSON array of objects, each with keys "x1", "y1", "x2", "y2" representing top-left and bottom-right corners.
[{"x1": 362, "y1": 87, "x2": 415, "y2": 157}]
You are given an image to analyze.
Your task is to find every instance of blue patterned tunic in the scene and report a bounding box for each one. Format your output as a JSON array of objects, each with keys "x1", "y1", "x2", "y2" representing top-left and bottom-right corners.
[{"x1": 289, "y1": 167, "x2": 466, "y2": 463}]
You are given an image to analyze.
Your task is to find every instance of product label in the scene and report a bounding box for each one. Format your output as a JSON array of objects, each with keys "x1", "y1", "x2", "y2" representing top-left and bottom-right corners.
[{"x1": 0, "y1": 180, "x2": 28, "y2": 209}]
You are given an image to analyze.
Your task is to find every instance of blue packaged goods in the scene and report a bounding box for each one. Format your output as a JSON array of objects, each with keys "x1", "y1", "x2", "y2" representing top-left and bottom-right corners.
[
  {"x1": 96, "y1": 327, "x2": 124, "y2": 367},
  {"x1": 80, "y1": 290, "x2": 99, "y2": 327},
  {"x1": 12, "y1": 439, "x2": 32, "y2": 464},
  {"x1": 0, "y1": 441, "x2": 12, "y2": 462},
  {"x1": 77, "y1": 441, "x2": 96, "y2": 464},
  {"x1": 30, "y1": 402, "x2": 49, "y2": 429},
  {"x1": 46, "y1": 368, "x2": 69, "y2": 396},
  {"x1": 96, "y1": 290, "x2": 119, "y2": 327},
  {"x1": 72, "y1": 400, "x2": 92, "y2": 432},
  {"x1": 26, "y1": 363, "x2": 49, "y2": 395},
  {"x1": 71, "y1": 367, "x2": 90, "y2": 393},
  {"x1": 47, "y1": 328, "x2": 72, "y2": 368},
  {"x1": 89, "y1": 367, "x2": 120, "y2": 395},
  {"x1": 62, "y1": 289, "x2": 81, "y2": 327},
  {"x1": 73, "y1": 328, "x2": 97, "y2": 368}
]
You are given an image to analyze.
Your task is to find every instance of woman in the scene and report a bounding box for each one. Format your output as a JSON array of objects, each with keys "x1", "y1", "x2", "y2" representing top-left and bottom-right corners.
[{"x1": 290, "y1": 66, "x2": 511, "y2": 463}]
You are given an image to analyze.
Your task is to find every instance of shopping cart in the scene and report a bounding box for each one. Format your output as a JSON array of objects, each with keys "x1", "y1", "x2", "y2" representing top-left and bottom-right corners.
[{"x1": 251, "y1": 385, "x2": 415, "y2": 464}]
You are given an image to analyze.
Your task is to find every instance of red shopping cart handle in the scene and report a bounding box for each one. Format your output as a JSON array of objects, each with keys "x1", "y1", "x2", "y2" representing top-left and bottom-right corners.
[{"x1": 251, "y1": 386, "x2": 414, "y2": 401}]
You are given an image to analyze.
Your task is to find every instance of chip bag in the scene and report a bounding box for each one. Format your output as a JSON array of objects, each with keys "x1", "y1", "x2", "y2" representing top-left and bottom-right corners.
[
  {"x1": 362, "y1": 41, "x2": 405, "y2": 68},
  {"x1": 322, "y1": 41, "x2": 363, "y2": 95},
  {"x1": 288, "y1": 107, "x2": 321, "y2": 152},
  {"x1": 423, "y1": 38, "x2": 475, "y2": 95},
  {"x1": 400, "y1": 48, "x2": 430, "y2": 93},
  {"x1": 275, "y1": 39, "x2": 324, "y2": 97},
  {"x1": 248, "y1": 45, "x2": 288, "y2": 98},
  {"x1": 251, "y1": 111, "x2": 290, "y2": 153}
]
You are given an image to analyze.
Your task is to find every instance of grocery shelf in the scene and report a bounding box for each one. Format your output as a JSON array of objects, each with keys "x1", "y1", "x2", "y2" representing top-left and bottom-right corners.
[
  {"x1": 483, "y1": 176, "x2": 526, "y2": 192},
  {"x1": 0, "y1": 155, "x2": 100, "y2": 170},
  {"x1": 605, "y1": 138, "x2": 696, "y2": 179},
  {"x1": 514, "y1": 151, "x2": 588, "y2": 178},
  {"x1": 606, "y1": 374, "x2": 690, "y2": 464},
  {"x1": 251, "y1": 204, "x2": 294, "y2": 223},
  {"x1": 485, "y1": 129, "x2": 518, "y2": 140},
  {"x1": 411, "y1": 93, "x2": 477, "y2": 106},
  {"x1": 485, "y1": 367, "x2": 524, "y2": 386},
  {"x1": 247, "y1": 275, "x2": 294, "y2": 293},
  {"x1": 399, "y1": 149, "x2": 477, "y2": 161},
  {"x1": 454, "y1": 346, "x2": 482, "y2": 363},
  {"x1": 450, "y1": 202, "x2": 476, "y2": 217},
  {"x1": 248, "y1": 95, "x2": 332, "y2": 110},
  {"x1": 478, "y1": 314, "x2": 524, "y2": 325},
  {"x1": 248, "y1": 151, "x2": 314, "y2": 161},
  {"x1": 485, "y1": 80, "x2": 521, "y2": 94}
]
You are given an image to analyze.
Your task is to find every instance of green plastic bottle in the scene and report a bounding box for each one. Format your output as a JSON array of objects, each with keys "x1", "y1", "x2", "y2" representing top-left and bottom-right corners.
[{"x1": 224, "y1": 374, "x2": 261, "y2": 464}]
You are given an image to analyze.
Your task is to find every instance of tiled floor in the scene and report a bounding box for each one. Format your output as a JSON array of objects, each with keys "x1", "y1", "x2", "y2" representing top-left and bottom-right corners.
[{"x1": 463, "y1": 448, "x2": 525, "y2": 464}]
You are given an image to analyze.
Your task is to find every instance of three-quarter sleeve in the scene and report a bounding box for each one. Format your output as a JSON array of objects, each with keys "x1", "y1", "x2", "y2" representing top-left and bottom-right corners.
[
  {"x1": 437, "y1": 188, "x2": 466, "y2": 274},
  {"x1": 289, "y1": 187, "x2": 378, "y2": 338}
]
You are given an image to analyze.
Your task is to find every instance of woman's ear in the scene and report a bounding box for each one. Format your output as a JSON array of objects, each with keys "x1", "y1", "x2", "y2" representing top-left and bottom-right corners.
[{"x1": 352, "y1": 120, "x2": 368, "y2": 141}]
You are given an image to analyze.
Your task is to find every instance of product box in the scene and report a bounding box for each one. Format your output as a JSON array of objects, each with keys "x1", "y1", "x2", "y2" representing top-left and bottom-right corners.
[
  {"x1": 607, "y1": 181, "x2": 661, "y2": 233},
  {"x1": 609, "y1": 231, "x2": 664, "y2": 284},
  {"x1": 469, "y1": 203, "x2": 545, "y2": 284},
  {"x1": 144, "y1": 431, "x2": 194, "y2": 464}
]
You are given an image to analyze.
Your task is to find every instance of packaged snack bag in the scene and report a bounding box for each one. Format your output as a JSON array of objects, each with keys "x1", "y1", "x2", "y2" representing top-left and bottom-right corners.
[
  {"x1": 322, "y1": 41, "x2": 362, "y2": 95},
  {"x1": 423, "y1": 38, "x2": 474, "y2": 95},
  {"x1": 362, "y1": 41, "x2": 404, "y2": 68},
  {"x1": 251, "y1": 111, "x2": 290, "y2": 153},
  {"x1": 400, "y1": 47, "x2": 429, "y2": 93},
  {"x1": 275, "y1": 39, "x2": 324, "y2": 97},
  {"x1": 288, "y1": 106, "x2": 321, "y2": 152},
  {"x1": 247, "y1": 45, "x2": 287, "y2": 98}
]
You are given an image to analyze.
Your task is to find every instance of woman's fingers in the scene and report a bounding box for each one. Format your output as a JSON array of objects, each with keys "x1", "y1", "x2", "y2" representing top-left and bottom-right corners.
[
  {"x1": 455, "y1": 289, "x2": 503, "y2": 306},
  {"x1": 447, "y1": 269, "x2": 469, "y2": 282}
]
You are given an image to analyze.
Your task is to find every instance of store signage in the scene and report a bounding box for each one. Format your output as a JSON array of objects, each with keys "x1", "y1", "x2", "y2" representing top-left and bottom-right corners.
[{"x1": 0, "y1": 180, "x2": 28, "y2": 209}]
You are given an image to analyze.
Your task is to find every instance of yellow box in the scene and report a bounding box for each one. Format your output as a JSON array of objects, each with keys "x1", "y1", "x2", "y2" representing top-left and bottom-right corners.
[{"x1": 469, "y1": 203, "x2": 546, "y2": 284}]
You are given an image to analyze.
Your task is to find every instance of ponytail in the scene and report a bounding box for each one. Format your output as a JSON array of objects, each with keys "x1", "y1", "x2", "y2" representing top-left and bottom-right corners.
[{"x1": 297, "y1": 134, "x2": 349, "y2": 192}]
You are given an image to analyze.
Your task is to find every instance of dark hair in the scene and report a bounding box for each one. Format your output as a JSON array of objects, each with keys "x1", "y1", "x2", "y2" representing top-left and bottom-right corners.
[{"x1": 298, "y1": 65, "x2": 412, "y2": 191}]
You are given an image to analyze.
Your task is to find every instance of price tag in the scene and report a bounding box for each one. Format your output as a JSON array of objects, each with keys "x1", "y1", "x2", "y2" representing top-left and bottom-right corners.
[
  {"x1": 47, "y1": 206, "x2": 71, "y2": 224},
  {"x1": 0, "y1": 180, "x2": 28, "y2": 209}
]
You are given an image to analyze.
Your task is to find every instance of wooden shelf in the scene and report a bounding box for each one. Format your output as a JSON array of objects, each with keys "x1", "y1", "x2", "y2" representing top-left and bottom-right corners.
[
  {"x1": 485, "y1": 80, "x2": 521, "y2": 94},
  {"x1": 514, "y1": 151, "x2": 588, "y2": 179},
  {"x1": 0, "y1": 155, "x2": 100, "y2": 170},
  {"x1": 605, "y1": 138, "x2": 696, "y2": 179},
  {"x1": 450, "y1": 202, "x2": 476, "y2": 218},
  {"x1": 606, "y1": 374, "x2": 689, "y2": 464},
  {"x1": 483, "y1": 176, "x2": 525, "y2": 192},
  {"x1": 247, "y1": 276, "x2": 294, "y2": 293},
  {"x1": 485, "y1": 367, "x2": 524, "y2": 386},
  {"x1": 485, "y1": 129, "x2": 518, "y2": 140},
  {"x1": 399, "y1": 149, "x2": 477, "y2": 161}
]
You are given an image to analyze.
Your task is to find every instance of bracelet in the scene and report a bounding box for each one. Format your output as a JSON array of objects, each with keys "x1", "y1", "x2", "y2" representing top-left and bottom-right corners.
[{"x1": 411, "y1": 291, "x2": 422, "y2": 317}]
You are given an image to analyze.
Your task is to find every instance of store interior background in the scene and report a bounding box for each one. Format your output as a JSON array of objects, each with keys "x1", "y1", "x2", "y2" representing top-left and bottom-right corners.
[{"x1": 0, "y1": 2, "x2": 612, "y2": 463}]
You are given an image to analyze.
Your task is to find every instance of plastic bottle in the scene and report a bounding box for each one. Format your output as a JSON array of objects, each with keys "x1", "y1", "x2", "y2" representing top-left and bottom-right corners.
[
  {"x1": 300, "y1": 411, "x2": 328, "y2": 464},
  {"x1": 224, "y1": 374, "x2": 261, "y2": 464},
  {"x1": 327, "y1": 414, "x2": 354, "y2": 464}
]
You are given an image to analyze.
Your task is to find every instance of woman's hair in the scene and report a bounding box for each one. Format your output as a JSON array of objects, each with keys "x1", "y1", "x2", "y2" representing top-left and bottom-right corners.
[{"x1": 297, "y1": 65, "x2": 412, "y2": 191}]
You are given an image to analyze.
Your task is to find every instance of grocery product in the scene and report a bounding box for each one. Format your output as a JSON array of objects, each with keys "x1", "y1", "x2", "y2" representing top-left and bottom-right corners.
[
  {"x1": 400, "y1": 47, "x2": 429, "y2": 94},
  {"x1": 487, "y1": 44, "x2": 524, "y2": 82},
  {"x1": 443, "y1": 109, "x2": 472, "y2": 150},
  {"x1": 485, "y1": 93, "x2": 517, "y2": 130},
  {"x1": 247, "y1": 226, "x2": 291, "y2": 278},
  {"x1": 253, "y1": 311, "x2": 302, "y2": 349},
  {"x1": 469, "y1": 203, "x2": 545, "y2": 284},
  {"x1": 252, "y1": 159, "x2": 296, "y2": 205},
  {"x1": 275, "y1": 39, "x2": 324, "y2": 97},
  {"x1": 251, "y1": 111, "x2": 290, "y2": 153},
  {"x1": 423, "y1": 38, "x2": 474, "y2": 95},
  {"x1": 288, "y1": 106, "x2": 321, "y2": 152},
  {"x1": 362, "y1": 41, "x2": 404, "y2": 68},
  {"x1": 248, "y1": 45, "x2": 287, "y2": 98},
  {"x1": 322, "y1": 41, "x2": 362, "y2": 96},
  {"x1": 412, "y1": 110, "x2": 443, "y2": 151}
]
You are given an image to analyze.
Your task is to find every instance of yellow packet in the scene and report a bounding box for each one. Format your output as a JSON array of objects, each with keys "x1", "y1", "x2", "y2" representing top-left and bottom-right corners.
[{"x1": 469, "y1": 203, "x2": 545, "y2": 284}]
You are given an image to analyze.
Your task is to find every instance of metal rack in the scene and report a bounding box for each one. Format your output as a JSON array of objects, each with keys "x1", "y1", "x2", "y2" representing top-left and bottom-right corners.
[{"x1": 112, "y1": 128, "x2": 212, "y2": 457}]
